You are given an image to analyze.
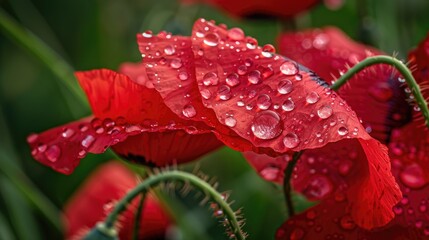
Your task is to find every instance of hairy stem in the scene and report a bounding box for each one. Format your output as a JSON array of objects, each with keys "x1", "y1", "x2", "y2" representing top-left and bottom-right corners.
[
  {"x1": 331, "y1": 55, "x2": 429, "y2": 127},
  {"x1": 103, "y1": 170, "x2": 246, "y2": 240},
  {"x1": 132, "y1": 193, "x2": 146, "y2": 240},
  {"x1": 283, "y1": 151, "x2": 303, "y2": 217}
]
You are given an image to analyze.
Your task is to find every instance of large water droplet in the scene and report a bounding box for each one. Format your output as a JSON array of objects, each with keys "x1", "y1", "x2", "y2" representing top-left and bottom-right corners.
[
  {"x1": 218, "y1": 85, "x2": 231, "y2": 100},
  {"x1": 246, "y1": 37, "x2": 258, "y2": 49},
  {"x1": 251, "y1": 110, "x2": 282, "y2": 140},
  {"x1": 204, "y1": 33, "x2": 220, "y2": 47},
  {"x1": 337, "y1": 126, "x2": 348, "y2": 136},
  {"x1": 277, "y1": 80, "x2": 293, "y2": 94},
  {"x1": 256, "y1": 94, "x2": 271, "y2": 110},
  {"x1": 283, "y1": 133, "x2": 300, "y2": 148},
  {"x1": 200, "y1": 89, "x2": 212, "y2": 99},
  {"x1": 303, "y1": 175, "x2": 333, "y2": 200},
  {"x1": 282, "y1": 98, "x2": 295, "y2": 112},
  {"x1": 248, "y1": 70, "x2": 261, "y2": 84},
  {"x1": 178, "y1": 72, "x2": 188, "y2": 81},
  {"x1": 317, "y1": 105, "x2": 333, "y2": 119},
  {"x1": 203, "y1": 72, "x2": 219, "y2": 86},
  {"x1": 228, "y1": 28, "x2": 245, "y2": 40},
  {"x1": 81, "y1": 135, "x2": 95, "y2": 148},
  {"x1": 261, "y1": 44, "x2": 275, "y2": 58},
  {"x1": 225, "y1": 116, "x2": 237, "y2": 127},
  {"x1": 170, "y1": 58, "x2": 182, "y2": 69},
  {"x1": 164, "y1": 45, "x2": 176, "y2": 55},
  {"x1": 226, "y1": 73, "x2": 240, "y2": 87},
  {"x1": 280, "y1": 61, "x2": 298, "y2": 75},
  {"x1": 306, "y1": 92, "x2": 320, "y2": 104},
  {"x1": 400, "y1": 164, "x2": 425, "y2": 189},
  {"x1": 182, "y1": 104, "x2": 197, "y2": 118},
  {"x1": 142, "y1": 30, "x2": 153, "y2": 38},
  {"x1": 45, "y1": 145, "x2": 61, "y2": 162}
]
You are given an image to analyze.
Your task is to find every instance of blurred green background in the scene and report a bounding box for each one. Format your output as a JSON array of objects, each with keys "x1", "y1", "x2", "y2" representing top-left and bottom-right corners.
[{"x1": 1, "y1": 0, "x2": 429, "y2": 239}]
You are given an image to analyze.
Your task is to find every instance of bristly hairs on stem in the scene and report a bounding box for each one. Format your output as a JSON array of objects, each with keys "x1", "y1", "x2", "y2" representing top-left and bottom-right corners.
[
  {"x1": 330, "y1": 55, "x2": 429, "y2": 128},
  {"x1": 85, "y1": 169, "x2": 247, "y2": 240}
]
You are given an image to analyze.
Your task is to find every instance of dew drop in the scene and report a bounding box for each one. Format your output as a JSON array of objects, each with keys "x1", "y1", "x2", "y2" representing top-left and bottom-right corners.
[
  {"x1": 248, "y1": 70, "x2": 261, "y2": 84},
  {"x1": 317, "y1": 105, "x2": 333, "y2": 119},
  {"x1": 164, "y1": 45, "x2": 176, "y2": 55},
  {"x1": 178, "y1": 72, "x2": 188, "y2": 81},
  {"x1": 261, "y1": 44, "x2": 275, "y2": 57},
  {"x1": 256, "y1": 94, "x2": 272, "y2": 110},
  {"x1": 246, "y1": 37, "x2": 258, "y2": 49},
  {"x1": 218, "y1": 85, "x2": 231, "y2": 100},
  {"x1": 277, "y1": 80, "x2": 294, "y2": 94},
  {"x1": 170, "y1": 58, "x2": 182, "y2": 69},
  {"x1": 226, "y1": 73, "x2": 240, "y2": 87},
  {"x1": 399, "y1": 164, "x2": 425, "y2": 189},
  {"x1": 27, "y1": 134, "x2": 39, "y2": 143},
  {"x1": 337, "y1": 127, "x2": 348, "y2": 136},
  {"x1": 203, "y1": 72, "x2": 219, "y2": 86},
  {"x1": 283, "y1": 133, "x2": 300, "y2": 148},
  {"x1": 237, "y1": 65, "x2": 247, "y2": 75},
  {"x1": 81, "y1": 135, "x2": 95, "y2": 148},
  {"x1": 142, "y1": 30, "x2": 153, "y2": 38},
  {"x1": 282, "y1": 98, "x2": 295, "y2": 112},
  {"x1": 38, "y1": 144, "x2": 47, "y2": 153},
  {"x1": 203, "y1": 33, "x2": 220, "y2": 47},
  {"x1": 339, "y1": 215, "x2": 356, "y2": 230},
  {"x1": 303, "y1": 175, "x2": 333, "y2": 200},
  {"x1": 260, "y1": 166, "x2": 280, "y2": 181},
  {"x1": 393, "y1": 205, "x2": 403, "y2": 215},
  {"x1": 228, "y1": 28, "x2": 245, "y2": 40},
  {"x1": 225, "y1": 116, "x2": 237, "y2": 127},
  {"x1": 45, "y1": 145, "x2": 61, "y2": 162},
  {"x1": 251, "y1": 110, "x2": 282, "y2": 140},
  {"x1": 306, "y1": 92, "x2": 320, "y2": 104},
  {"x1": 61, "y1": 128, "x2": 75, "y2": 138},
  {"x1": 280, "y1": 61, "x2": 298, "y2": 75},
  {"x1": 182, "y1": 104, "x2": 197, "y2": 118},
  {"x1": 200, "y1": 89, "x2": 212, "y2": 99}
]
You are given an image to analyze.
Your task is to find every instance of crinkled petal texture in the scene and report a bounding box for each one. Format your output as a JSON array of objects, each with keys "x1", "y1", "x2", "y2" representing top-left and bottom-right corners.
[
  {"x1": 277, "y1": 123, "x2": 429, "y2": 240},
  {"x1": 279, "y1": 27, "x2": 412, "y2": 142},
  {"x1": 137, "y1": 19, "x2": 400, "y2": 229},
  {"x1": 28, "y1": 68, "x2": 222, "y2": 174},
  {"x1": 64, "y1": 162, "x2": 171, "y2": 240},
  {"x1": 183, "y1": 0, "x2": 319, "y2": 18}
]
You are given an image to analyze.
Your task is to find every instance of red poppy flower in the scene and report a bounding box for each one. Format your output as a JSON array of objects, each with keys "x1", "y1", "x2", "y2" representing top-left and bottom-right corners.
[
  {"x1": 27, "y1": 62, "x2": 222, "y2": 174},
  {"x1": 182, "y1": 0, "x2": 320, "y2": 18},
  {"x1": 245, "y1": 29, "x2": 429, "y2": 239},
  {"x1": 135, "y1": 19, "x2": 400, "y2": 229},
  {"x1": 64, "y1": 161, "x2": 171, "y2": 240}
]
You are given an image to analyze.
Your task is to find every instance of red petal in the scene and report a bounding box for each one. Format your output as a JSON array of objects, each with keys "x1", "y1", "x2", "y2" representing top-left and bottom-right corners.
[
  {"x1": 279, "y1": 27, "x2": 412, "y2": 142},
  {"x1": 245, "y1": 138, "x2": 400, "y2": 229},
  {"x1": 64, "y1": 162, "x2": 171, "y2": 240},
  {"x1": 184, "y1": 0, "x2": 319, "y2": 18},
  {"x1": 27, "y1": 116, "x2": 221, "y2": 174}
]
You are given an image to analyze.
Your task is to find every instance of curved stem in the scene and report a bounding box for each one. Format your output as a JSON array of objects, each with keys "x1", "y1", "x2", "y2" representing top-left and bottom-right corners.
[
  {"x1": 132, "y1": 193, "x2": 146, "y2": 240},
  {"x1": 331, "y1": 55, "x2": 429, "y2": 128},
  {"x1": 103, "y1": 170, "x2": 246, "y2": 240},
  {"x1": 283, "y1": 151, "x2": 303, "y2": 217}
]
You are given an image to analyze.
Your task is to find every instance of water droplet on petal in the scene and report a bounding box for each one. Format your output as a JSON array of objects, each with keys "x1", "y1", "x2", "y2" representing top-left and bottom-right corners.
[
  {"x1": 226, "y1": 73, "x2": 240, "y2": 87},
  {"x1": 248, "y1": 70, "x2": 261, "y2": 84},
  {"x1": 218, "y1": 85, "x2": 231, "y2": 100},
  {"x1": 237, "y1": 65, "x2": 247, "y2": 75},
  {"x1": 256, "y1": 94, "x2": 271, "y2": 110},
  {"x1": 282, "y1": 98, "x2": 295, "y2": 112},
  {"x1": 260, "y1": 166, "x2": 280, "y2": 181},
  {"x1": 204, "y1": 33, "x2": 220, "y2": 47},
  {"x1": 277, "y1": 80, "x2": 293, "y2": 94},
  {"x1": 27, "y1": 134, "x2": 39, "y2": 143},
  {"x1": 38, "y1": 144, "x2": 47, "y2": 153},
  {"x1": 200, "y1": 89, "x2": 212, "y2": 99},
  {"x1": 339, "y1": 215, "x2": 356, "y2": 230},
  {"x1": 400, "y1": 164, "x2": 425, "y2": 189},
  {"x1": 251, "y1": 110, "x2": 282, "y2": 140},
  {"x1": 203, "y1": 72, "x2": 219, "y2": 86},
  {"x1": 225, "y1": 116, "x2": 237, "y2": 127},
  {"x1": 280, "y1": 61, "x2": 298, "y2": 75},
  {"x1": 164, "y1": 45, "x2": 176, "y2": 55},
  {"x1": 317, "y1": 105, "x2": 333, "y2": 119},
  {"x1": 303, "y1": 175, "x2": 333, "y2": 200},
  {"x1": 246, "y1": 37, "x2": 258, "y2": 49},
  {"x1": 290, "y1": 227, "x2": 305, "y2": 240},
  {"x1": 306, "y1": 92, "x2": 320, "y2": 104},
  {"x1": 182, "y1": 104, "x2": 196, "y2": 118},
  {"x1": 178, "y1": 72, "x2": 188, "y2": 81},
  {"x1": 170, "y1": 58, "x2": 182, "y2": 69},
  {"x1": 228, "y1": 28, "x2": 244, "y2": 40},
  {"x1": 261, "y1": 44, "x2": 275, "y2": 57},
  {"x1": 81, "y1": 135, "x2": 95, "y2": 148},
  {"x1": 393, "y1": 205, "x2": 403, "y2": 215},
  {"x1": 283, "y1": 133, "x2": 300, "y2": 148},
  {"x1": 45, "y1": 145, "x2": 61, "y2": 162},
  {"x1": 338, "y1": 127, "x2": 348, "y2": 136},
  {"x1": 142, "y1": 30, "x2": 153, "y2": 38}
]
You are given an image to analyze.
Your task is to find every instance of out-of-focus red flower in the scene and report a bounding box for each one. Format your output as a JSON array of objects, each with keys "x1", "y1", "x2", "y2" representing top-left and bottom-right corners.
[
  {"x1": 182, "y1": 0, "x2": 320, "y2": 18},
  {"x1": 27, "y1": 63, "x2": 222, "y2": 174},
  {"x1": 63, "y1": 162, "x2": 171, "y2": 240},
  {"x1": 247, "y1": 29, "x2": 429, "y2": 239}
]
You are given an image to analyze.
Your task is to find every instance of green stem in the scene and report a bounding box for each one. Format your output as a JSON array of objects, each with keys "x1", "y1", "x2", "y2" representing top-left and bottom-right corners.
[
  {"x1": 132, "y1": 193, "x2": 146, "y2": 240},
  {"x1": 331, "y1": 55, "x2": 429, "y2": 127},
  {"x1": 283, "y1": 151, "x2": 303, "y2": 217},
  {"x1": 103, "y1": 170, "x2": 246, "y2": 240},
  {"x1": 0, "y1": 8, "x2": 87, "y2": 106}
]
